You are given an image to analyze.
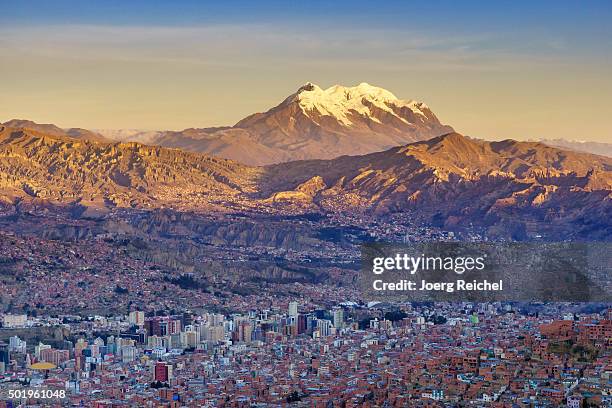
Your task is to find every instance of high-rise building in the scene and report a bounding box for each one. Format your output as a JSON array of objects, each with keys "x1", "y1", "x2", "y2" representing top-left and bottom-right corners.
[
  {"x1": 297, "y1": 315, "x2": 307, "y2": 334},
  {"x1": 168, "y1": 319, "x2": 182, "y2": 335},
  {"x1": 35, "y1": 342, "x2": 52, "y2": 359},
  {"x1": 211, "y1": 313, "x2": 224, "y2": 326},
  {"x1": 317, "y1": 319, "x2": 333, "y2": 337},
  {"x1": 8, "y1": 336, "x2": 26, "y2": 353},
  {"x1": 238, "y1": 321, "x2": 253, "y2": 343},
  {"x1": 307, "y1": 316, "x2": 318, "y2": 333},
  {"x1": 40, "y1": 348, "x2": 69, "y2": 366},
  {"x1": 145, "y1": 316, "x2": 182, "y2": 336},
  {"x1": 333, "y1": 308, "x2": 344, "y2": 329},
  {"x1": 201, "y1": 325, "x2": 224, "y2": 342},
  {"x1": 288, "y1": 301, "x2": 298, "y2": 317},
  {"x1": 154, "y1": 361, "x2": 172, "y2": 382},
  {"x1": 121, "y1": 345, "x2": 138, "y2": 363},
  {"x1": 129, "y1": 311, "x2": 145, "y2": 327},
  {"x1": 181, "y1": 328, "x2": 200, "y2": 348}
]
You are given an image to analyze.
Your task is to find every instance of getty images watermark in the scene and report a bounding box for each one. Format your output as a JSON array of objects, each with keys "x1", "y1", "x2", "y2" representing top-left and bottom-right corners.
[{"x1": 360, "y1": 242, "x2": 611, "y2": 302}]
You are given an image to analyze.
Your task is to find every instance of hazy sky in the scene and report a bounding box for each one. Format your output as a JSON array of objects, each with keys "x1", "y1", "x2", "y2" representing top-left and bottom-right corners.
[{"x1": 1, "y1": 1, "x2": 611, "y2": 142}]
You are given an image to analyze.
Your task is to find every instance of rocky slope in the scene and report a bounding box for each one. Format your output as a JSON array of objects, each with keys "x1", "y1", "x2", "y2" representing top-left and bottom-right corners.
[
  {"x1": 0, "y1": 125, "x2": 610, "y2": 239},
  {"x1": 262, "y1": 133, "x2": 612, "y2": 238},
  {"x1": 0, "y1": 126, "x2": 261, "y2": 211}
]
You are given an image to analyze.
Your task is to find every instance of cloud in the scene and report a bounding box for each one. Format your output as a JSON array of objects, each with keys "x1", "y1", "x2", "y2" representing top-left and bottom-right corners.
[{"x1": 0, "y1": 23, "x2": 562, "y2": 72}]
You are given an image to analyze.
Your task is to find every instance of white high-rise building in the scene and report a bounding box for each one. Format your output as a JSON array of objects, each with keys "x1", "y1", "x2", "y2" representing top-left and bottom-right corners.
[
  {"x1": 121, "y1": 345, "x2": 138, "y2": 362},
  {"x1": 181, "y1": 330, "x2": 200, "y2": 348},
  {"x1": 35, "y1": 342, "x2": 52, "y2": 359},
  {"x1": 333, "y1": 308, "x2": 344, "y2": 329},
  {"x1": 9, "y1": 336, "x2": 26, "y2": 353},
  {"x1": 317, "y1": 319, "x2": 333, "y2": 337},
  {"x1": 288, "y1": 302, "x2": 298, "y2": 317}
]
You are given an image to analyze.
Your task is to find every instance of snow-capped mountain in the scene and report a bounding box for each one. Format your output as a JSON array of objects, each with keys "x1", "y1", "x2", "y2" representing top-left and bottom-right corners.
[
  {"x1": 137, "y1": 82, "x2": 453, "y2": 165},
  {"x1": 242, "y1": 82, "x2": 442, "y2": 130},
  {"x1": 233, "y1": 82, "x2": 453, "y2": 163},
  {"x1": 6, "y1": 83, "x2": 453, "y2": 165}
]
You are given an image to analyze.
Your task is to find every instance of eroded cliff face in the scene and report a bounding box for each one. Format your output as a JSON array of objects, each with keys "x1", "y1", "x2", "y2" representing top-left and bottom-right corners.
[
  {"x1": 0, "y1": 126, "x2": 261, "y2": 211},
  {"x1": 107, "y1": 210, "x2": 362, "y2": 283},
  {"x1": 0, "y1": 326, "x2": 70, "y2": 349}
]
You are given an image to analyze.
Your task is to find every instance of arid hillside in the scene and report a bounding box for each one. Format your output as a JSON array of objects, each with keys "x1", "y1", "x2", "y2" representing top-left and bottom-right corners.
[{"x1": 0, "y1": 126, "x2": 610, "y2": 239}]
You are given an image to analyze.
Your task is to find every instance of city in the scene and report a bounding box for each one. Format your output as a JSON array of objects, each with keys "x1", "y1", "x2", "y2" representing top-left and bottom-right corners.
[
  {"x1": 0, "y1": 174, "x2": 609, "y2": 407},
  {"x1": 1, "y1": 1, "x2": 611, "y2": 406},
  {"x1": 1, "y1": 302, "x2": 610, "y2": 406}
]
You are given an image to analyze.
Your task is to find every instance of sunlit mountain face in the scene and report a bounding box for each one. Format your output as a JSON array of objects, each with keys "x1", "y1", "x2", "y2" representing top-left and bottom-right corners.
[
  {"x1": 1, "y1": 123, "x2": 610, "y2": 240},
  {"x1": 82, "y1": 82, "x2": 453, "y2": 165}
]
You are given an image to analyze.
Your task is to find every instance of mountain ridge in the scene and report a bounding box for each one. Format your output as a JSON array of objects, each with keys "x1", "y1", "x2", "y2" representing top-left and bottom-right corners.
[
  {"x1": 18, "y1": 82, "x2": 451, "y2": 165},
  {"x1": 2, "y1": 119, "x2": 112, "y2": 143},
  {"x1": 0, "y1": 125, "x2": 260, "y2": 212},
  {"x1": 0, "y1": 125, "x2": 609, "y2": 239}
]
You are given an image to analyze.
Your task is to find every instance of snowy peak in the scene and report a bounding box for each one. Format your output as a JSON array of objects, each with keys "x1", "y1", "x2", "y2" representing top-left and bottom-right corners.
[
  {"x1": 231, "y1": 81, "x2": 453, "y2": 163},
  {"x1": 284, "y1": 82, "x2": 431, "y2": 127},
  {"x1": 295, "y1": 82, "x2": 397, "y2": 100}
]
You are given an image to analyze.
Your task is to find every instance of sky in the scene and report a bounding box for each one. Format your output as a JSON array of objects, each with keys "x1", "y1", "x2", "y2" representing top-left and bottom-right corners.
[{"x1": 1, "y1": 1, "x2": 611, "y2": 142}]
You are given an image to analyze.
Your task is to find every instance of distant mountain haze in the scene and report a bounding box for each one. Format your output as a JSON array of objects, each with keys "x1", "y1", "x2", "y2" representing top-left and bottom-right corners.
[
  {"x1": 539, "y1": 139, "x2": 612, "y2": 158},
  {"x1": 91, "y1": 129, "x2": 165, "y2": 145}
]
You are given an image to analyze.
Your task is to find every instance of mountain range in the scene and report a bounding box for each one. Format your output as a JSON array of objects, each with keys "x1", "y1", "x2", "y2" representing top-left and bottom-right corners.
[
  {"x1": 5, "y1": 82, "x2": 609, "y2": 164},
  {"x1": 0, "y1": 123, "x2": 610, "y2": 239},
  {"x1": 2, "y1": 81, "x2": 610, "y2": 239},
  {"x1": 72, "y1": 82, "x2": 453, "y2": 165},
  {"x1": 263, "y1": 133, "x2": 612, "y2": 238}
]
